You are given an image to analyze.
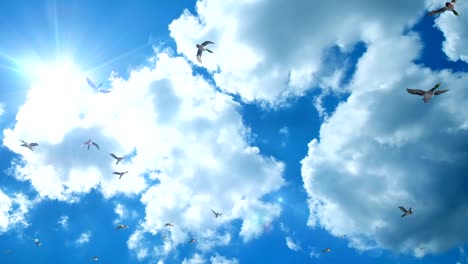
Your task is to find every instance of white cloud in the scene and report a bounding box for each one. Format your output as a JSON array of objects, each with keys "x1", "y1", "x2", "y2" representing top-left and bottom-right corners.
[
  {"x1": 182, "y1": 253, "x2": 205, "y2": 264},
  {"x1": 0, "y1": 192, "x2": 32, "y2": 232},
  {"x1": 285, "y1": 236, "x2": 301, "y2": 251},
  {"x1": 0, "y1": 103, "x2": 5, "y2": 117},
  {"x1": 425, "y1": 0, "x2": 468, "y2": 62},
  {"x1": 75, "y1": 231, "x2": 91, "y2": 245},
  {"x1": 210, "y1": 255, "x2": 239, "y2": 264},
  {"x1": 301, "y1": 28, "x2": 468, "y2": 256},
  {"x1": 58, "y1": 215, "x2": 69, "y2": 229},
  {"x1": 169, "y1": 0, "x2": 427, "y2": 106}
]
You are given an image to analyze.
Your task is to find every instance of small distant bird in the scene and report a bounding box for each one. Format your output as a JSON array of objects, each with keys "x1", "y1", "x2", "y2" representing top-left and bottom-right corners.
[
  {"x1": 398, "y1": 206, "x2": 413, "y2": 217},
  {"x1": 196, "y1": 41, "x2": 214, "y2": 63},
  {"x1": 87, "y1": 77, "x2": 111, "y2": 93},
  {"x1": 188, "y1": 238, "x2": 196, "y2": 243},
  {"x1": 419, "y1": 246, "x2": 425, "y2": 250},
  {"x1": 322, "y1": 248, "x2": 331, "y2": 253},
  {"x1": 407, "y1": 83, "x2": 448, "y2": 103},
  {"x1": 113, "y1": 171, "x2": 128, "y2": 179},
  {"x1": 339, "y1": 234, "x2": 347, "y2": 238},
  {"x1": 20, "y1": 140, "x2": 38, "y2": 151},
  {"x1": 211, "y1": 209, "x2": 222, "y2": 218},
  {"x1": 34, "y1": 238, "x2": 42, "y2": 247},
  {"x1": 116, "y1": 224, "x2": 128, "y2": 230},
  {"x1": 428, "y1": 0, "x2": 458, "y2": 16},
  {"x1": 110, "y1": 153, "x2": 126, "y2": 165},
  {"x1": 82, "y1": 139, "x2": 100, "y2": 150},
  {"x1": 165, "y1": 223, "x2": 174, "y2": 227},
  {"x1": 91, "y1": 256, "x2": 99, "y2": 261},
  {"x1": 161, "y1": 234, "x2": 168, "y2": 239}
]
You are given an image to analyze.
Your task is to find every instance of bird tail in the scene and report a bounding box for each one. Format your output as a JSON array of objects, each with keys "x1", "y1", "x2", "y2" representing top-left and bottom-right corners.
[
  {"x1": 453, "y1": 10, "x2": 459, "y2": 16},
  {"x1": 206, "y1": 49, "x2": 213, "y2": 53}
]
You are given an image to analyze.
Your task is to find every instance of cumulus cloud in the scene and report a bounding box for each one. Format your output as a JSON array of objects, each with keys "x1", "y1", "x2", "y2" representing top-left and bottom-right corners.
[
  {"x1": 169, "y1": 0, "x2": 427, "y2": 106},
  {"x1": 0, "y1": 192, "x2": 32, "y2": 232},
  {"x1": 301, "y1": 28, "x2": 468, "y2": 255},
  {"x1": 425, "y1": 0, "x2": 468, "y2": 62},
  {"x1": 210, "y1": 255, "x2": 239, "y2": 264},
  {"x1": 285, "y1": 236, "x2": 301, "y2": 251},
  {"x1": 182, "y1": 253, "x2": 205, "y2": 264}
]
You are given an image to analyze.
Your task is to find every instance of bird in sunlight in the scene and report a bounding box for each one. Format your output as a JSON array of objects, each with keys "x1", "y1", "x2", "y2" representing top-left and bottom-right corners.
[
  {"x1": 165, "y1": 223, "x2": 174, "y2": 227},
  {"x1": 113, "y1": 171, "x2": 128, "y2": 179},
  {"x1": 33, "y1": 238, "x2": 42, "y2": 247},
  {"x1": 398, "y1": 206, "x2": 413, "y2": 217},
  {"x1": 20, "y1": 140, "x2": 38, "y2": 151},
  {"x1": 91, "y1": 256, "x2": 99, "y2": 261},
  {"x1": 211, "y1": 209, "x2": 223, "y2": 218},
  {"x1": 115, "y1": 224, "x2": 129, "y2": 230},
  {"x1": 188, "y1": 238, "x2": 196, "y2": 243},
  {"x1": 322, "y1": 248, "x2": 331, "y2": 253},
  {"x1": 196, "y1": 41, "x2": 214, "y2": 63},
  {"x1": 82, "y1": 139, "x2": 100, "y2": 150},
  {"x1": 87, "y1": 77, "x2": 111, "y2": 93},
  {"x1": 407, "y1": 82, "x2": 448, "y2": 103},
  {"x1": 110, "y1": 153, "x2": 126, "y2": 165},
  {"x1": 428, "y1": 0, "x2": 459, "y2": 16}
]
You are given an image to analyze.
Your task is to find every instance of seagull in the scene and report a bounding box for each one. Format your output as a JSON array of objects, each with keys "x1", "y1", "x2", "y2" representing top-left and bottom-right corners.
[
  {"x1": 322, "y1": 248, "x2": 331, "y2": 253},
  {"x1": 188, "y1": 238, "x2": 196, "y2": 243},
  {"x1": 34, "y1": 238, "x2": 42, "y2": 247},
  {"x1": 211, "y1": 209, "x2": 222, "y2": 218},
  {"x1": 20, "y1": 140, "x2": 38, "y2": 151},
  {"x1": 339, "y1": 234, "x2": 347, "y2": 238},
  {"x1": 91, "y1": 256, "x2": 99, "y2": 261},
  {"x1": 428, "y1": 0, "x2": 459, "y2": 16},
  {"x1": 398, "y1": 206, "x2": 413, "y2": 217},
  {"x1": 87, "y1": 77, "x2": 111, "y2": 93},
  {"x1": 115, "y1": 224, "x2": 129, "y2": 230},
  {"x1": 407, "y1": 83, "x2": 448, "y2": 103},
  {"x1": 164, "y1": 223, "x2": 174, "y2": 227},
  {"x1": 113, "y1": 171, "x2": 128, "y2": 179},
  {"x1": 82, "y1": 139, "x2": 100, "y2": 150},
  {"x1": 196, "y1": 41, "x2": 214, "y2": 63},
  {"x1": 110, "y1": 153, "x2": 126, "y2": 165}
]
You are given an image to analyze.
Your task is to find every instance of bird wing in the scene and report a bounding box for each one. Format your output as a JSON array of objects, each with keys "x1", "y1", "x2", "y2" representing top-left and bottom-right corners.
[
  {"x1": 398, "y1": 206, "x2": 408, "y2": 213},
  {"x1": 452, "y1": 0, "x2": 457, "y2": 4},
  {"x1": 434, "y1": 89, "x2": 448, "y2": 95},
  {"x1": 112, "y1": 172, "x2": 120, "y2": 175},
  {"x1": 87, "y1": 77, "x2": 96, "y2": 89},
  {"x1": 30, "y1": 143, "x2": 39, "y2": 147},
  {"x1": 196, "y1": 54, "x2": 202, "y2": 63},
  {"x1": 407, "y1": 89, "x2": 425, "y2": 96},
  {"x1": 110, "y1": 153, "x2": 118, "y2": 159},
  {"x1": 92, "y1": 142, "x2": 99, "y2": 149},
  {"x1": 201, "y1": 41, "x2": 214, "y2": 46},
  {"x1": 205, "y1": 48, "x2": 213, "y2": 53},
  {"x1": 20, "y1": 139, "x2": 27, "y2": 144},
  {"x1": 428, "y1": 7, "x2": 446, "y2": 16},
  {"x1": 211, "y1": 209, "x2": 216, "y2": 215}
]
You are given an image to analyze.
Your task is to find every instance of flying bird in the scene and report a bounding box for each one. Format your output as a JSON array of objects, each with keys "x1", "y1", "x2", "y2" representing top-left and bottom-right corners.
[
  {"x1": 115, "y1": 224, "x2": 128, "y2": 230},
  {"x1": 339, "y1": 234, "x2": 347, "y2": 238},
  {"x1": 20, "y1": 140, "x2": 38, "y2": 151},
  {"x1": 110, "y1": 153, "x2": 126, "y2": 165},
  {"x1": 428, "y1": 0, "x2": 459, "y2": 16},
  {"x1": 82, "y1": 139, "x2": 100, "y2": 150},
  {"x1": 91, "y1": 256, "x2": 99, "y2": 261},
  {"x1": 196, "y1": 41, "x2": 214, "y2": 63},
  {"x1": 211, "y1": 209, "x2": 222, "y2": 218},
  {"x1": 87, "y1": 77, "x2": 111, "y2": 93},
  {"x1": 34, "y1": 238, "x2": 42, "y2": 247},
  {"x1": 407, "y1": 82, "x2": 448, "y2": 103},
  {"x1": 188, "y1": 238, "x2": 196, "y2": 243},
  {"x1": 113, "y1": 171, "x2": 128, "y2": 179},
  {"x1": 322, "y1": 248, "x2": 331, "y2": 253},
  {"x1": 398, "y1": 206, "x2": 413, "y2": 217},
  {"x1": 164, "y1": 223, "x2": 174, "y2": 227}
]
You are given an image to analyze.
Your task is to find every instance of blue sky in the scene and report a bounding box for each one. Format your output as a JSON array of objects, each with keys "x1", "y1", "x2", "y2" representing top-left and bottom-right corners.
[{"x1": 0, "y1": 0, "x2": 467, "y2": 263}]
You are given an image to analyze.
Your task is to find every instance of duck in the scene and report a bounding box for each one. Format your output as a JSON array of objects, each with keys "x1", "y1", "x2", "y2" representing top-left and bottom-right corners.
[
  {"x1": 398, "y1": 206, "x2": 413, "y2": 217},
  {"x1": 82, "y1": 139, "x2": 100, "y2": 150},
  {"x1": 110, "y1": 153, "x2": 126, "y2": 165},
  {"x1": 406, "y1": 83, "x2": 448, "y2": 103},
  {"x1": 196, "y1": 41, "x2": 214, "y2": 63},
  {"x1": 428, "y1": 0, "x2": 458, "y2": 16},
  {"x1": 113, "y1": 171, "x2": 128, "y2": 179},
  {"x1": 20, "y1": 140, "x2": 38, "y2": 151},
  {"x1": 211, "y1": 209, "x2": 223, "y2": 218}
]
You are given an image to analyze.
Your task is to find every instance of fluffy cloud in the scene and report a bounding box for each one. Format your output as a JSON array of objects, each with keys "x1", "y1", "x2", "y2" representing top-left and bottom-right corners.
[
  {"x1": 426, "y1": 0, "x2": 468, "y2": 62},
  {"x1": 0, "y1": 192, "x2": 32, "y2": 232},
  {"x1": 182, "y1": 254, "x2": 205, "y2": 264},
  {"x1": 301, "y1": 28, "x2": 468, "y2": 255},
  {"x1": 285, "y1": 236, "x2": 301, "y2": 251},
  {"x1": 169, "y1": 0, "x2": 427, "y2": 106},
  {"x1": 75, "y1": 231, "x2": 91, "y2": 245},
  {"x1": 58, "y1": 215, "x2": 69, "y2": 229},
  {"x1": 0, "y1": 103, "x2": 4, "y2": 117},
  {"x1": 210, "y1": 255, "x2": 239, "y2": 264}
]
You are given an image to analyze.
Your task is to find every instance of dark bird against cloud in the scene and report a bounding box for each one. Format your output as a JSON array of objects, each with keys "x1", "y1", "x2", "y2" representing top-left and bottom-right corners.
[
  {"x1": 406, "y1": 83, "x2": 448, "y2": 103},
  {"x1": 196, "y1": 41, "x2": 214, "y2": 63}
]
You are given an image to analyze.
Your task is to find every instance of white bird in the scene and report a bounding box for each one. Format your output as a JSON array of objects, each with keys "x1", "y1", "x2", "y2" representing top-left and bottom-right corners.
[
  {"x1": 34, "y1": 238, "x2": 42, "y2": 247},
  {"x1": 188, "y1": 238, "x2": 196, "y2": 243},
  {"x1": 211, "y1": 209, "x2": 223, "y2": 218},
  {"x1": 20, "y1": 140, "x2": 38, "y2": 151},
  {"x1": 115, "y1": 224, "x2": 128, "y2": 230},
  {"x1": 82, "y1": 139, "x2": 100, "y2": 150},
  {"x1": 91, "y1": 256, "x2": 99, "y2": 261},
  {"x1": 428, "y1": 0, "x2": 458, "y2": 16},
  {"x1": 87, "y1": 77, "x2": 111, "y2": 93},
  {"x1": 407, "y1": 83, "x2": 448, "y2": 103},
  {"x1": 196, "y1": 41, "x2": 214, "y2": 63},
  {"x1": 398, "y1": 206, "x2": 413, "y2": 217},
  {"x1": 113, "y1": 171, "x2": 128, "y2": 180},
  {"x1": 322, "y1": 248, "x2": 331, "y2": 253},
  {"x1": 110, "y1": 153, "x2": 126, "y2": 165}
]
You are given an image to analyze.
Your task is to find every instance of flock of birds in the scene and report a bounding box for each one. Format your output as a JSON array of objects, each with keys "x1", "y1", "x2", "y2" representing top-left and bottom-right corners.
[{"x1": 9, "y1": 0, "x2": 463, "y2": 260}]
